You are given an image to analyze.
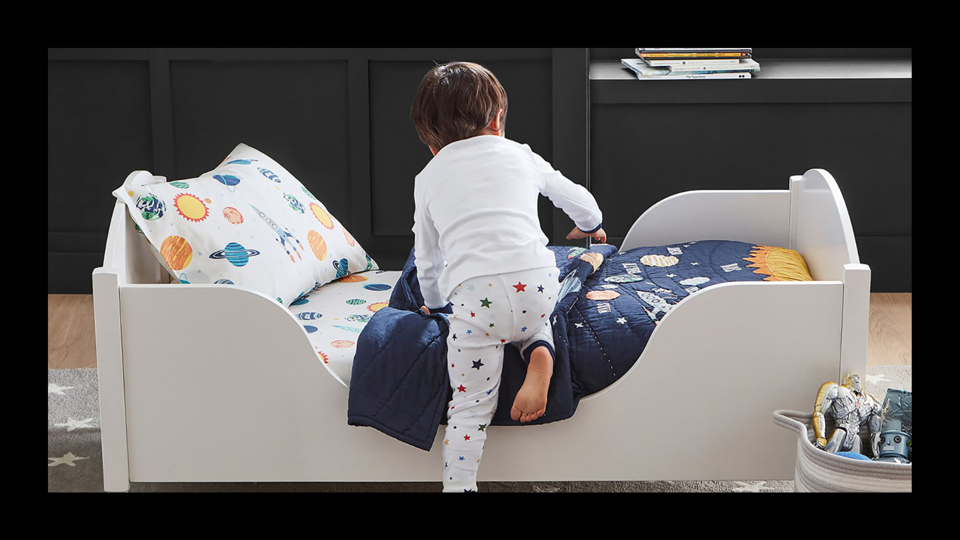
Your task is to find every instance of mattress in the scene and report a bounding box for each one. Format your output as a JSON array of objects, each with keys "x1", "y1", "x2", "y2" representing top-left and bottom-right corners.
[{"x1": 286, "y1": 269, "x2": 402, "y2": 386}]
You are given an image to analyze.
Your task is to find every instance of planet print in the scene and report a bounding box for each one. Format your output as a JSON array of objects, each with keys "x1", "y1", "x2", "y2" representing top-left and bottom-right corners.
[
  {"x1": 297, "y1": 312, "x2": 323, "y2": 320},
  {"x1": 337, "y1": 274, "x2": 368, "y2": 283},
  {"x1": 585, "y1": 290, "x2": 620, "y2": 301},
  {"x1": 213, "y1": 174, "x2": 241, "y2": 189},
  {"x1": 303, "y1": 325, "x2": 319, "y2": 333},
  {"x1": 214, "y1": 279, "x2": 235, "y2": 284},
  {"x1": 310, "y1": 202, "x2": 334, "y2": 229},
  {"x1": 331, "y1": 340, "x2": 355, "y2": 349},
  {"x1": 169, "y1": 181, "x2": 190, "y2": 188},
  {"x1": 368, "y1": 301, "x2": 389, "y2": 313},
  {"x1": 223, "y1": 207, "x2": 244, "y2": 224},
  {"x1": 363, "y1": 283, "x2": 391, "y2": 291},
  {"x1": 284, "y1": 193, "x2": 305, "y2": 213},
  {"x1": 173, "y1": 193, "x2": 209, "y2": 222},
  {"x1": 346, "y1": 299, "x2": 366, "y2": 305},
  {"x1": 679, "y1": 277, "x2": 710, "y2": 287},
  {"x1": 209, "y1": 242, "x2": 260, "y2": 267},
  {"x1": 160, "y1": 236, "x2": 193, "y2": 271},
  {"x1": 317, "y1": 350, "x2": 329, "y2": 364},
  {"x1": 345, "y1": 314, "x2": 372, "y2": 323},
  {"x1": 135, "y1": 194, "x2": 165, "y2": 220},
  {"x1": 343, "y1": 228, "x2": 356, "y2": 247},
  {"x1": 640, "y1": 254, "x2": 679, "y2": 267},
  {"x1": 302, "y1": 186, "x2": 317, "y2": 200},
  {"x1": 333, "y1": 258, "x2": 349, "y2": 279},
  {"x1": 308, "y1": 230, "x2": 328, "y2": 261},
  {"x1": 226, "y1": 159, "x2": 252, "y2": 165}
]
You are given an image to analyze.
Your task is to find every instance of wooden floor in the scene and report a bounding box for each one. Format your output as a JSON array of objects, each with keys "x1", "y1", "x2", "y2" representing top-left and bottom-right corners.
[{"x1": 47, "y1": 293, "x2": 912, "y2": 369}]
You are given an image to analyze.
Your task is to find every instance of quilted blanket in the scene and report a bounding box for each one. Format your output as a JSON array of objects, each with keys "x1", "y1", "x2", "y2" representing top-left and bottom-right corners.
[{"x1": 347, "y1": 240, "x2": 801, "y2": 450}]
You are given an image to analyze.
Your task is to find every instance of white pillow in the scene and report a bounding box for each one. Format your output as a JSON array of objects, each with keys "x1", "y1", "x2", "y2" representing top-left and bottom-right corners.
[{"x1": 113, "y1": 143, "x2": 377, "y2": 305}]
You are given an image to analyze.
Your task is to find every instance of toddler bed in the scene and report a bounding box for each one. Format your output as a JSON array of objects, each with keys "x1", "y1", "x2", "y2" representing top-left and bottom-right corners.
[{"x1": 93, "y1": 162, "x2": 870, "y2": 492}]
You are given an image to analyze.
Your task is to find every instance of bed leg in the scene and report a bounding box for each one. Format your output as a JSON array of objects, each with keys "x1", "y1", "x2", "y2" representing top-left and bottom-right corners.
[
  {"x1": 840, "y1": 263, "x2": 871, "y2": 382},
  {"x1": 93, "y1": 268, "x2": 131, "y2": 492}
]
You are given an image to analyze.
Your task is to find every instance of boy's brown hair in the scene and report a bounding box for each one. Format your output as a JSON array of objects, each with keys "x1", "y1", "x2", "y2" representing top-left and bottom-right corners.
[{"x1": 411, "y1": 62, "x2": 508, "y2": 151}]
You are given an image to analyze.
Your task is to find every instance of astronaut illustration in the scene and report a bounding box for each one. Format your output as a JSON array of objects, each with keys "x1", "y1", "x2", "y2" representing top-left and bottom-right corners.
[{"x1": 812, "y1": 374, "x2": 883, "y2": 456}]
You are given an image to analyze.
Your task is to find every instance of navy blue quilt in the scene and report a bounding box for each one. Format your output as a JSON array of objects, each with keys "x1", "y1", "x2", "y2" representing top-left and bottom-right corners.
[{"x1": 347, "y1": 240, "x2": 780, "y2": 450}]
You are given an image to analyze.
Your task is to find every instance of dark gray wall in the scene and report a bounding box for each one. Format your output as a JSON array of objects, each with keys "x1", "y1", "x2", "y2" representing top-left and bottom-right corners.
[
  {"x1": 48, "y1": 48, "x2": 589, "y2": 294},
  {"x1": 588, "y1": 48, "x2": 911, "y2": 292},
  {"x1": 48, "y1": 48, "x2": 910, "y2": 294}
]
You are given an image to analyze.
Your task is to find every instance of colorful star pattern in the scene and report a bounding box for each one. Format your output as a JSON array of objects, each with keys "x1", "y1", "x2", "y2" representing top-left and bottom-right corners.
[{"x1": 442, "y1": 266, "x2": 560, "y2": 493}]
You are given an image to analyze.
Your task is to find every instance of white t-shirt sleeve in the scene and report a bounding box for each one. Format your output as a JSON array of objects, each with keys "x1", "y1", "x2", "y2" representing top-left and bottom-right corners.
[
  {"x1": 529, "y1": 147, "x2": 603, "y2": 233},
  {"x1": 412, "y1": 188, "x2": 447, "y2": 310}
]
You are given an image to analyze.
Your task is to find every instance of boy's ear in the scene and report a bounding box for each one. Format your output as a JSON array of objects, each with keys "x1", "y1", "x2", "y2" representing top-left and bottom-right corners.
[{"x1": 489, "y1": 108, "x2": 504, "y2": 133}]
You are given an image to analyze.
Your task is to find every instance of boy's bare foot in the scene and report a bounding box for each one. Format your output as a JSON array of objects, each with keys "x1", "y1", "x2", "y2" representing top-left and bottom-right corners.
[{"x1": 511, "y1": 346, "x2": 553, "y2": 423}]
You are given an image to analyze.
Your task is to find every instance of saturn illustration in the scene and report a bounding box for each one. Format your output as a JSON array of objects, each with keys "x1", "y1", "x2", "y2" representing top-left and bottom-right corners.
[
  {"x1": 213, "y1": 174, "x2": 241, "y2": 192},
  {"x1": 209, "y1": 242, "x2": 260, "y2": 267}
]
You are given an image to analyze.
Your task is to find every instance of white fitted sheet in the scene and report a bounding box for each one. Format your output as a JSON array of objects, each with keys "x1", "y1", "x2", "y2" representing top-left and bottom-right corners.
[{"x1": 285, "y1": 269, "x2": 401, "y2": 386}]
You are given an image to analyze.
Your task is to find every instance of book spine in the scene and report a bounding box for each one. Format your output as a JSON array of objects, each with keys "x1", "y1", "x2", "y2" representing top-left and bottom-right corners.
[
  {"x1": 644, "y1": 58, "x2": 742, "y2": 67},
  {"x1": 637, "y1": 47, "x2": 752, "y2": 54},
  {"x1": 639, "y1": 52, "x2": 751, "y2": 58},
  {"x1": 639, "y1": 72, "x2": 752, "y2": 80},
  {"x1": 670, "y1": 63, "x2": 760, "y2": 73}
]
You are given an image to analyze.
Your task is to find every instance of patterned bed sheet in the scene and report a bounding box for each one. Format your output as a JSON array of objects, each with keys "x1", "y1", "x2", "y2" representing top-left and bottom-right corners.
[{"x1": 285, "y1": 269, "x2": 401, "y2": 385}]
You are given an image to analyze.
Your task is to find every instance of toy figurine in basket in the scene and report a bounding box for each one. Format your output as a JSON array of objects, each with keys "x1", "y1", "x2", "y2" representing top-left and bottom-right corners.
[{"x1": 812, "y1": 374, "x2": 883, "y2": 456}]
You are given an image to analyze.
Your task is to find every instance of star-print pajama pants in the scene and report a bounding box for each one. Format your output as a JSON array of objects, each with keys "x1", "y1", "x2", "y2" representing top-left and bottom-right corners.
[{"x1": 442, "y1": 265, "x2": 560, "y2": 492}]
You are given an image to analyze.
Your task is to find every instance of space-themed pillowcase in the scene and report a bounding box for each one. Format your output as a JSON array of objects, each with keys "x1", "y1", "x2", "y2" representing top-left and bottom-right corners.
[{"x1": 113, "y1": 143, "x2": 378, "y2": 306}]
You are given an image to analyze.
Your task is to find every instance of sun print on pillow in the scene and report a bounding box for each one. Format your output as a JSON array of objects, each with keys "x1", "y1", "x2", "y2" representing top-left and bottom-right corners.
[{"x1": 113, "y1": 143, "x2": 378, "y2": 306}]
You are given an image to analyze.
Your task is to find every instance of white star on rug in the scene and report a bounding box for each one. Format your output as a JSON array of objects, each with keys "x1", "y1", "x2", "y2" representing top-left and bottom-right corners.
[
  {"x1": 54, "y1": 417, "x2": 95, "y2": 432},
  {"x1": 48, "y1": 452, "x2": 89, "y2": 467},
  {"x1": 731, "y1": 481, "x2": 774, "y2": 493},
  {"x1": 574, "y1": 322, "x2": 584, "y2": 328},
  {"x1": 617, "y1": 317, "x2": 627, "y2": 324},
  {"x1": 48, "y1": 383, "x2": 74, "y2": 395},
  {"x1": 865, "y1": 373, "x2": 889, "y2": 385}
]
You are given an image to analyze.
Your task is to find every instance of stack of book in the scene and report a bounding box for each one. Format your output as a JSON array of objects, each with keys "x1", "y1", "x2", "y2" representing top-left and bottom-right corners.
[{"x1": 622, "y1": 48, "x2": 759, "y2": 80}]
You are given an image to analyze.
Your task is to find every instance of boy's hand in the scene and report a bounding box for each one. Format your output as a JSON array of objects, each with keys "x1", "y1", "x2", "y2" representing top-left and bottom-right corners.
[{"x1": 566, "y1": 226, "x2": 606, "y2": 244}]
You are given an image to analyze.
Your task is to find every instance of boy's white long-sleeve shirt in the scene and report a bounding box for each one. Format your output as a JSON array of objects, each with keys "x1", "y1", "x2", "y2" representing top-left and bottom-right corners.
[{"x1": 413, "y1": 135, "x2": 603, "y2": 310}]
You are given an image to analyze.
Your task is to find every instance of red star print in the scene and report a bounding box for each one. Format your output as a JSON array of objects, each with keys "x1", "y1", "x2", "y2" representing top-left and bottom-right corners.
[
  {"x1": 457, "y1": 384, "x2": 466, "y2": 393},
  {"x1": 470, "y1": 312, "x2": 476, "y2": 318},
  {"x1": 500, "y1": 339, "x2": 506, "y2": 344},
  {"x1": 464, "y1": 434, "x2": 471, "y2": 441},
  {"x1": 513, "y1": 282, "x2": 527, "y2": 292}
]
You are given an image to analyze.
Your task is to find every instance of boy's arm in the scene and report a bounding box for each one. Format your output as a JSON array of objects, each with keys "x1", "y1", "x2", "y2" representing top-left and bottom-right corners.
[
  {"x1": 531, "y1": 149, "x2": 604, "y2": 237},
  {"x1": 412, "y1": 194, "x2": 447, "y2": 311}
]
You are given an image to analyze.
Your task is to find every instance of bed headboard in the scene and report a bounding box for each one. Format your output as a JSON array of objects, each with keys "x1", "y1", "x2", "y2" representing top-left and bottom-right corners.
[{"x1": 790, "y1": 169, "x2": 861, "y2": 282}]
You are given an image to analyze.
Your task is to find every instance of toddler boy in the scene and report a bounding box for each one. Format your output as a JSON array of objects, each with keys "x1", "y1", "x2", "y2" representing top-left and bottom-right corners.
[{"x1": 410, "y1": 62, "x2": 605, "y2": 492}]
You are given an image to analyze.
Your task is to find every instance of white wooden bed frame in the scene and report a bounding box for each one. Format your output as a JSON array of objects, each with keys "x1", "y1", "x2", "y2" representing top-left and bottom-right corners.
[{"x1": 93, "y1": 168, "x2": 870, "y2": 492}]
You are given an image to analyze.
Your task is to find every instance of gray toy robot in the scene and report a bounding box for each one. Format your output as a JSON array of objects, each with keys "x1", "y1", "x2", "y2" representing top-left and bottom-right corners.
[{"x1": 812, "y1": 374, "x2": 883, "y2": 456}]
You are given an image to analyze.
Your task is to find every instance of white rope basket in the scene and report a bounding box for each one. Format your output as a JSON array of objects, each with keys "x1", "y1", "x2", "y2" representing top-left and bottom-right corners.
[{"x1": 773, "y1": 410, "x2": 912, "y2": 492}]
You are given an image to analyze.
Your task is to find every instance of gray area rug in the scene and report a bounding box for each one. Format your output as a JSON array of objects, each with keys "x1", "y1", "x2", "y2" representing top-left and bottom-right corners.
[{"x1": 48, "y1": 365, "x2": 911, "y2": 493}]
